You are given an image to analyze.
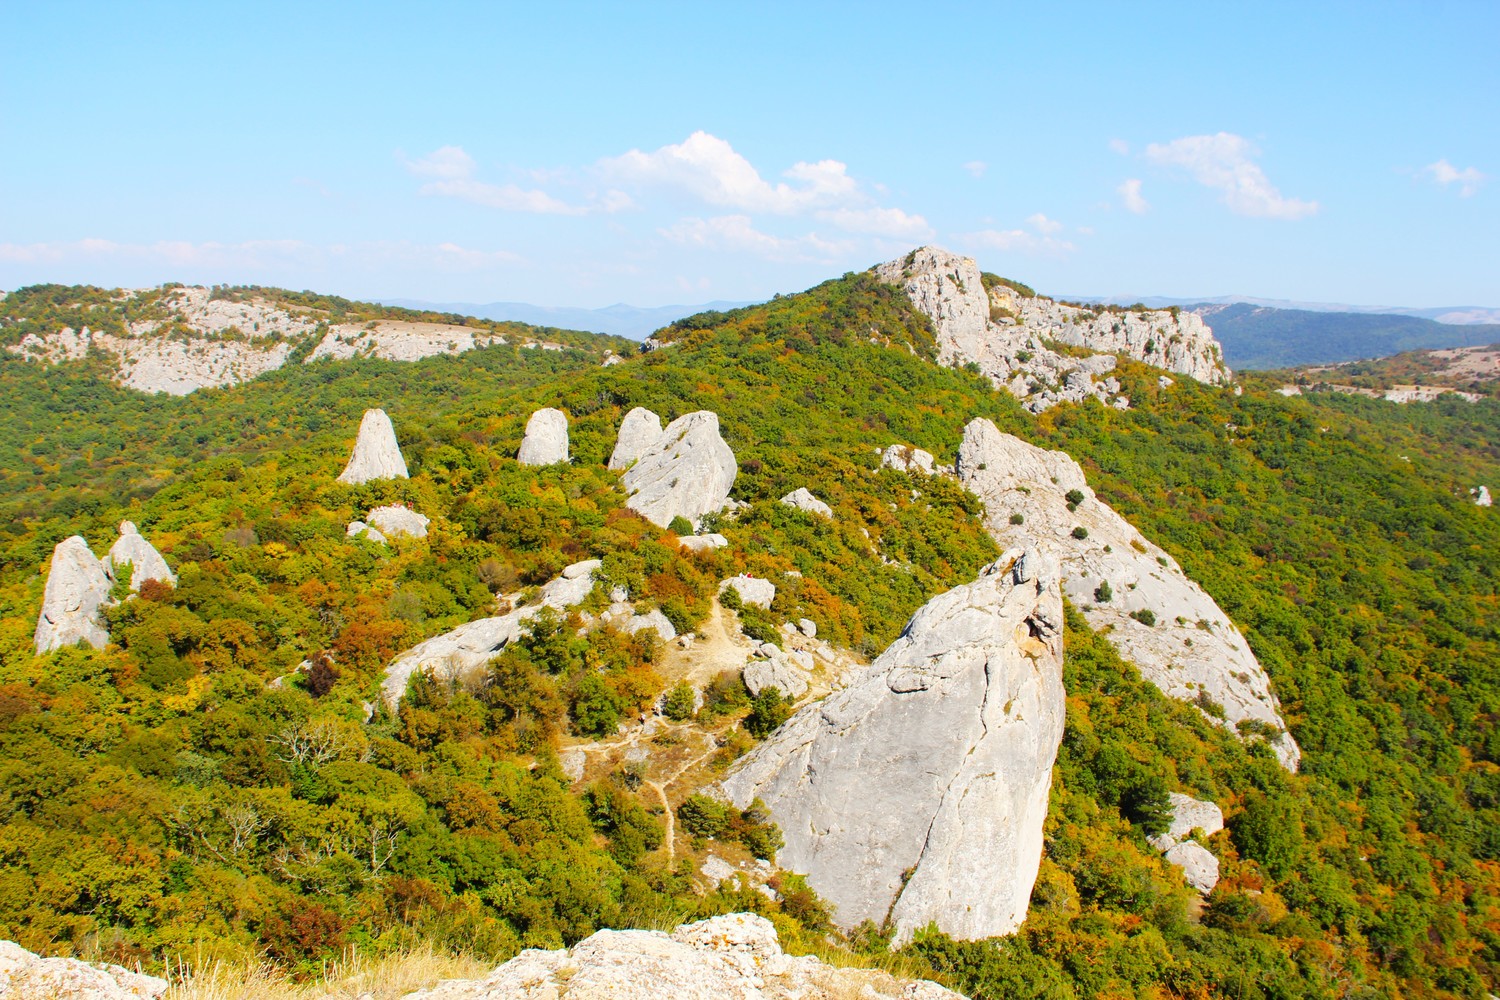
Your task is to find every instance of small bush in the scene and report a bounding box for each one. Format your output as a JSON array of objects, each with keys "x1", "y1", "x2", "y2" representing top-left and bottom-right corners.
[
  {"x1": 1130, "y1": 608, "x2": 1156, "y2": 627},
  {"x1": 1009, "y1": 512, "x2": 1024, "y2": 525},
  {"x1": 1094, "y1": 581, "x2": 1113, "y2": 603},
  {"x1": 745, "y1": 686, "x2": 792, "y2": 738},
  {"x1": 662, "y1": 680, "x2": 697, "y2": 721},
  {"x1": 668, "y1": 515, "x2": 694, "y2": 536},
  {"x1": 1065, "y1": 489, "x2": 1085, "y2": 506},
  {"x1": 1072, "y1": 526, "x2": 1089, "y2": 540}
]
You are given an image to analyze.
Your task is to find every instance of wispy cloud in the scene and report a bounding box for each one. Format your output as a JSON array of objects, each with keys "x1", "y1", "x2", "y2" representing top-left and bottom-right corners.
[
  {"x1": 964, "y1": 213, "x2": 1077, "y2": 256},
  {"x1": 1423, "y1": 159, "x2": 1486, "y2": 197},
  {"x1": 402, "y1": 145, "x2": 628, "y2": 215},
  {"x1": 1118, "y1": 178, "x2": 1149, "y2": 214},
  {"x1": 657, "y1": 215, "x2": 849, "y2": 261},
  {"x1": 1026, "y1": 213, "x2": 1063, "y2": 235},
  {"x1": 1108, "y1": 139, "x2": 1131, "y2": 156},
  {"x1": 1144, "y1": 132, "x2": 1317, "y2": 219},
  {"x1": 815, "y1": 206, "x2": 933, "y2": 240},
  {"x1": 963, "y1": 160, "x2": 988, "y2": 178}
]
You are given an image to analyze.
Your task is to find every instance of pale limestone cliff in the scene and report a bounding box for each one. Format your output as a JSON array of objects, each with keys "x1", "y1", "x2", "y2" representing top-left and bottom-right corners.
[
  {"x1": 35, "y1": 536, "x2": 113, "y2": 654},
  {"x1": 721, "y1": 549, "x2": 1064, "y2": 944},
  {"x1": 621, "y1": 411, "x2": 737, "y2": 529},
  {"x1": 367, "y1": 505, "x2": 430, "y2": 539},
  {"x1": 957, "y1": 418, "x2": 1300, "y2": 771},
  {"x1": 401, "y1": 913, "x2": 965, "y2": 1000},
  {"x1": 338, "y1": 409, "x2": 409, "y2": 484},
  {"x1": 517, "y1": 408, "x2": 570, "y2": 465}
]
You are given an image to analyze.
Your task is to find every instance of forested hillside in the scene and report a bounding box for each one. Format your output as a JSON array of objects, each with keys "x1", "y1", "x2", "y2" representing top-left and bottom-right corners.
[{"x1": 2, "y1": 270, "x2": 1498, "y2": 999}]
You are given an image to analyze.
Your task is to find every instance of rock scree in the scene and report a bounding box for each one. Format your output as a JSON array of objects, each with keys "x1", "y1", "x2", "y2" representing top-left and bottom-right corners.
[
  {"x1": 337, "y1": 408, "x2": 409, "y2": 484},
  {"x1": 608, "y1": 406, "x2": 665, "y2": 470},
  {"x1": 621, "y1": 411, "x2": 737, "y2": 529},
  {"x1": 720, "y1": 548, "x2": 1065, "y2": 944},
  {"x1": 517, "y1": 407, "x2": 570, "y2": 465},
  {"x1": 35, "y1": 536, "x2": 113, "y2": 655},
  {"x1": 399, "y1": 912, "x2": 966, "y2": 1000}
]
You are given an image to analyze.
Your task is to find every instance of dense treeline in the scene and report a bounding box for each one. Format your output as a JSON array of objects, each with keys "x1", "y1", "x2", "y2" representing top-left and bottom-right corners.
[{"x1": 0, "y1": 273, "x2": 1497, "y2": 997}]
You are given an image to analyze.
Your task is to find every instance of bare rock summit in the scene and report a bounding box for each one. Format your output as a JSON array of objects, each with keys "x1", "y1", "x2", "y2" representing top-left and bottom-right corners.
[
  {"x1": 517, "y1": 407, "x2": 570, "y2": 465},
  {"x1": 621, "y1": 411, "x2": 737, "y2": 529},
  {"x1": 337, "y1": 409, "x2": 409, "y2": 484},
  {"x1": 721, "y1": 549, "x2": 1065, "y2": 944},
  {"x1": 608, "y1": 406, "x2": 664, "y2": 470},
  {"x1": 35, "y1": 536, "x2": 113, "y2": 655}
]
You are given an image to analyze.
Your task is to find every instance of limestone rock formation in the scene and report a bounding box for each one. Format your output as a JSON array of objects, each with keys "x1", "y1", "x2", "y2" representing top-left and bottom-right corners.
[
  {"x1": 721, "y1": 575, "x2": 775, "y2": 608},
  {"x1": 721, "y1": 550, "x2": 1065, "y2": 943},
  {"x1": 346, "y1": 520, "x2": 387, "y2": 544},
  {"x1": 400, "y1": 913, "x2": 965, "y2": 1000},
  {"x1": 621, "y1": 411, "x2": 737, "y2": 529},
  {"x1": 381, "y1": 560, "x2": 600, "y2": 708},
  {"x1": 104, "y1": 521, "x2": 175, "y2": 590},
  {"x1": 608, "y1": 406, "x2": 664, "y2": 470},
  {"x1": 880, "y1": 444, "x2": 937, "y2": 475},
  {"x1": 957, "y1": 418, "x2": 1301, "y2": 771},
  {"x1": 1148, "y1": 794, "x2": 1225, "y2": 893},
  {"x1": 743, "y1": 649, "x2": 810, "y2": 700},
  {"x1": 0, "y1": 940, "x2": 168, "y2": 999},
  {"x1": 1477, "y1": 485, "x2": 1493, "y2": 507},
  {"x1": 337, "y1": 409, "x2": 409, "y2": 484},
  {"x1": 678, "y1": 533, "x2": 729, "y2": 554},
  {"x1": 779, "y1": 488, "x2": 832, "y2": 518},
  {"x1": 874, "y1": 247, "x2": 1229, "y2": 411},
  {"x1": 367, "y1": 505, "x2": 430, "y2": 539},
  {"x1": 35, "y1": 536, "x2": 113, "y2": 654},
  {"x1": 517, "y1": 408, "x2": 570, "y2": 465}
]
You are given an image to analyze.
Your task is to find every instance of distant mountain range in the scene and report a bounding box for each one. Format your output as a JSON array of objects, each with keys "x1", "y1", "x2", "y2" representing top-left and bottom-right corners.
[
  {"x1": 1081, "y1": 294, "x2": 1500, "y2": 326},
  {"x1": 382, "y1": 298, "x2": 759, "y2": 339}
]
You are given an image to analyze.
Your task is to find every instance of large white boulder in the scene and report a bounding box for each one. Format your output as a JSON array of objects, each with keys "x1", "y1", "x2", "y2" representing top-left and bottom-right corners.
[
  {"x1": 1147, "y1": 794, "x2": 1224, "y2": 893},
  {"x1": 517, "y1": 407, "x2": 570, "y2": 465},
  {"x1": 608, "y1": 406, "x2": 664, "y2": 470},
  {"x1": 720, "y1": 575, "x2": 775, "y2": 609},
  {"x1": 721, "y1": 549, "x2": 1065, "y2": 944},
  {"x1": 399, "y1": 913, "x2": 965, "y2": 1000},
  {"x1": 779, "y1": 487, "x2": 833, "y2": 518},
  {"x1": 337, "y1": 408, "x2": 409, "y2": 484},
  {"x1": 742, "y1": 649, "x2": 809, "y2": 700},
  {"x1": 957, "y1": 418, "x2": 1301, "y2": 772},
  {"x1": 104, "y1": 521, "x2": 175, "y2": 590},
  {"x1": 35, "y1": 536, "x2": 113, "y2": 654},
  {"x1": 621, "y1": 411, "x2": 737, "y2": 529},
  {"x1": 880, "y1": 444, "x2": 937, "y2": 475},
  {"x1": 0, "y1": 940, "x2": 168, "y2": 999},
  {"x1": 367, "y1": 505, "x2": 430, "y2": 539},
  {"x1": 677, "y1": 533, "x2": 729, "y2": 554}
]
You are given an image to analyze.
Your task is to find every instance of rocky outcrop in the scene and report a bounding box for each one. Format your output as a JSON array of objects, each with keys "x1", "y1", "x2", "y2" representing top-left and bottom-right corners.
[
  {"x1": 957, "y1": 418, "x2": 1300, "y2": 771},
  {"x1": 609, "y1": 407, "x2": 664, "y2": 470},
  {"x1": 0, "y1": 940, "x2": 167, "y2": 999},
  {"x1": 880, "y1": 444, "x2": 937, "y2": 475},
  {"x1": 401, "y1": 913, "x2": 964, "y2": 1000},
  {"x1": 104, "y1": 521, "x2": 175, "y2": 590},
  {"x1": 35, "y1": 537, "x2": 113, "y2": 654},
  {"x1": 346, "y1": 520, "x2": 387, "y2": 543},
  {"x1": 337, "y1": 409, "x2": 409, "y2": 484},
  {"x1": 743, "y1": 647, "x2": 810, "y2": 700},
  {"x1": 721, "y1": 550, "x2": 1065, "y2": 944},
  {"x1": 1148, "y1": 793, "x2": 1225, "y2": 894},
  {"x1": 381, "y1": 561, "x2": 600, "y2": 708},
  {"x1": 517, "y1": 408, "x2": 570, "y2": 465},
  {"x1": 678, "y1": 533, "x2": 729, "y2": 554},
  {"x1": 721, "y1": 575, "x2": 775, "y2": 609},
  {"x1": 621, "y1": 411, "x2": 737, "y2": 529},
  {"x1": 1476, "y1": 486, "x2": 1492, "y2": 507},
  {"x1": 367, "y1": 505, "x2": 430, "y2": 539},
  {"x1": 779, "y1": 488, "x2": 832, "y2": 518},
  {"x1": 874, "y1": 247, "x2": 1230, "y2": 411}
]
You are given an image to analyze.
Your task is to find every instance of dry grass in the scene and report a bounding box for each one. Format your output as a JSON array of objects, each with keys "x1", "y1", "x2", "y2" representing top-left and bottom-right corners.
[{"x1": 165, "y1": 945, "x2": 492, "y2": 1000}]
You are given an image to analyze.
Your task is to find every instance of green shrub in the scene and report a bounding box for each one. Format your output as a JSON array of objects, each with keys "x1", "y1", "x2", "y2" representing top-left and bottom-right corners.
[
  {"x1": 662, "y1": 681, "x2": 697, "y2": 721},
  {"x1": 1072, "y1": 526, "x2": 1089, "y2": 540}
]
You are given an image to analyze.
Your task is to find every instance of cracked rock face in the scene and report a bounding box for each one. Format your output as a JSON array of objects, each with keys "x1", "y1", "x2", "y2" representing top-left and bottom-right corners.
[
  {"x1": 721, "y1": 550, "x2": 1065, "y2": 944},
  {"x1": 517, "y1": 407, "x2": 570, "y2": 465},
  {"x1": 957, "y1": 418, "x2": 1300, "y2": 771},
  {"x1": 337, "y1": 409, "x2": 409, "y2": 484},
  {"x1": 400, "y1": 913, "x2": 965, "y2": 1000},
  {"x1": 105, "y1": 521, "x2": 175, "y2": 590},
  {"x1": 621, "y1": 411, "x2": 737, "y2": 529},
  {"x1": 35, "y1": 536, "x2": 113, "y2": 654},
  {"x1": 609, "y1": 406, "x2": 664, "y2": 470}
]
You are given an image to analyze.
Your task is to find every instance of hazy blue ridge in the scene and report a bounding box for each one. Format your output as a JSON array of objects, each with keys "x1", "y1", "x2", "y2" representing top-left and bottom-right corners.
[
  {"x1": 1191, "y1": 303, "x2": 1500, "y2": 370},
  {"x1": 382, "y1": 298, "x2": 760, "y2": 340}
]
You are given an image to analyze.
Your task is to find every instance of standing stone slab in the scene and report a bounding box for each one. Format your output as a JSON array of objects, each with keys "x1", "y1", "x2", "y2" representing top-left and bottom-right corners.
[
  {"x1": 517, "y1": 407, "x2": 570, "y2": 466},
  {"x1": 338, "y1": 409, "x2": 409, "y2": 484},
  {"x1": 721, "y1": 549, "x2": 1065, "y2": 944},
  {"x1": 105, "y1": 521, "x2": 175, "y2": 590},
  {"x1": 621, "y1": 411, "x2": 737, "y2": 529},
  {"x1": 35, "y1": 536, "x2": 112, "y2": 654},
  {"x1": 609, "y1": 406, "x2": 664, "y2": 470}
]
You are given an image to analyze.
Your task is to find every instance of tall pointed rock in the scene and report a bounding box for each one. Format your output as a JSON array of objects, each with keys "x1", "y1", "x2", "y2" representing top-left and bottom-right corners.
[
  {"x1": 105, "y1": 521, "x2": 176, "y2": 590},
  {"x1": 608, "y1": 406, "x2": 664, "y2": 470},
  {"x1": 621, "y1": 411, "x2": 737, "y2": 529},
  {"x1": 35, "y1": 536, "x2": 112, "y2": 654},
  {"x1": 337, "y1": 409, "x2": 408, "y2": 484},
  {"x1": 517, "y1": 408, "x2": 570, "y2": 466}
]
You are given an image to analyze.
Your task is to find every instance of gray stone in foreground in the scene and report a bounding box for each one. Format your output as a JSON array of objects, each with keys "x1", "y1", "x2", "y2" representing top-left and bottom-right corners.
[
  {"x1": 0, "y1": 940, "x2": 167, "y2": 999},
  {"x1": 1148, "y1": 793, "x2": 1225, "y2": 894},
  {"x1": 517, "y1": 407, "x2": 570, "y2": 465},
  {"x1": 721, "y1": 549, "x2": 1065, "y2": 944},
  {"x1": 35, "y1": 536, "x2": 112, "y2": 654},
  {"x1": 337, "y1": 408, "x2": 409, "y2": 484},
  {"x1": 399, "y1": 913, "x2": 966, "y2": 999},
  {"x1": 720, "y1": 575, "x2": 775, "y2": 608}
]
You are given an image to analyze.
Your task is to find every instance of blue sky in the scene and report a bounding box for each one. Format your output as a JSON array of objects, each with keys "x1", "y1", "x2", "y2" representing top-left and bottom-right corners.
[{"x1": 3, "y1": 1, "x2": 1495, "y2": 308}]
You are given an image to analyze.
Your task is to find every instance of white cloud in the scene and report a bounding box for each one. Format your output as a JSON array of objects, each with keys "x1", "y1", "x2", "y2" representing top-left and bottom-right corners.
[
  {"x1": 602, "y1": 131, "x2": 860, "y2": 214},
  {"x1": 657, "y1": 215, "x2": 847, "y2": 261},
  {"x1": 403, "y1": 144, "x2": 626, "y2": 215},
  {"x1": 965, "y1": 228, "x2": 1076, "y2": 257},
  {"x1": 1118, "y1": 178, "x2": 1149, "y2": 214},
  {"x1": 1424, "y1": 159, "x2": 1486, "y2": 197},
  {"x1": 1026, "y1": 213, "x2": 1063, "y2": 235},
  {"x1": 815, "y1": 206, "x2": 933, "y2": 240},
  {"x1": 403, "y1": 145, "x2": 476, "y2": 180},
  {"x1": 1109, "y1": 139, "x2": 1131, "y2": 156},
  {"x1": 1144, "y1": 132, "x2": 1318, "y2": 219},
  {"x1": 963, "y1": 160, "x2": 988, "y2": 177}
]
